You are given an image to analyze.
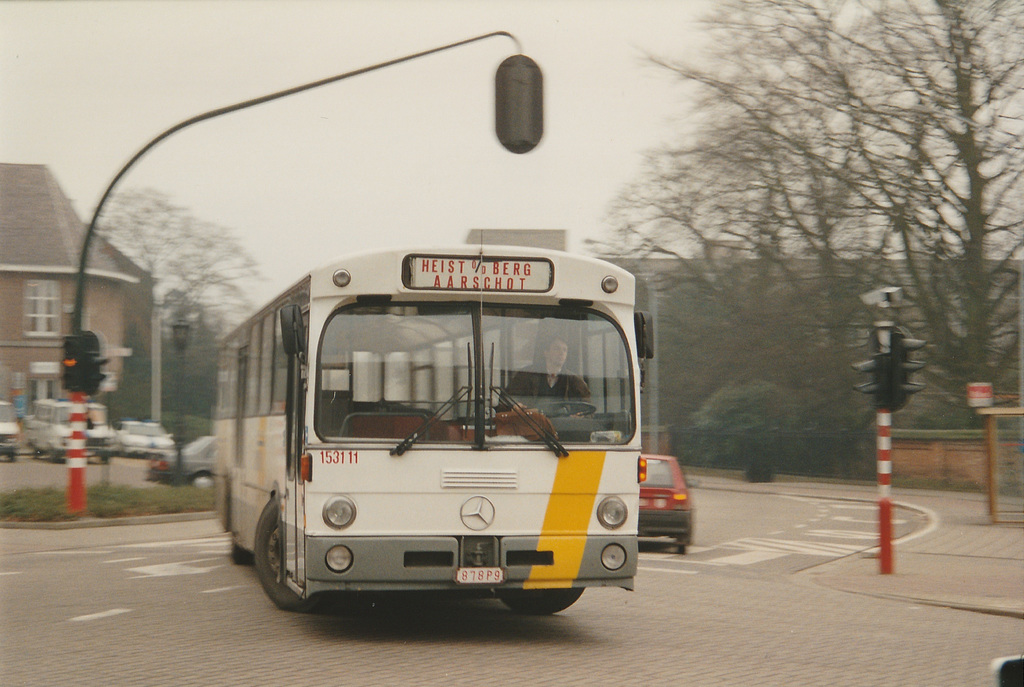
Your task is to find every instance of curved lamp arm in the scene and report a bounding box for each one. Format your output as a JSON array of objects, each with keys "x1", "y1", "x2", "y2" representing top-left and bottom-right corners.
[{"x1": 72, "y1": 30, "x2": 521, "y2": 332}]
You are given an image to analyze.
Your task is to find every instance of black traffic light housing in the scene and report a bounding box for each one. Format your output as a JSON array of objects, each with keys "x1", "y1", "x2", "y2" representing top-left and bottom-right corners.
[
  {"x1": 852, "y1": 325, "x2": 926, "y2": 411},
  {"x1": 852, "y1": 327, "x2": 893, "y2": 409},
  {"x1": 61, "y1": 331, "x2": 107, "y2": 396},
  {"x1": 495, "y1": 54, "x2": 543, "y2": 154},
  {"x1": 62, "y1": 334, "x2": 83, "y2": 393},
  {"x1": 891, "y1": 328, "x2": 926, "y2": 410}
]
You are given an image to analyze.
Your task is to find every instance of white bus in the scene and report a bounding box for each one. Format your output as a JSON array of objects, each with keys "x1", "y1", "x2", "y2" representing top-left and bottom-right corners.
[{"x1": 215, "y1": 245, "x2": 653, "y2": 614}]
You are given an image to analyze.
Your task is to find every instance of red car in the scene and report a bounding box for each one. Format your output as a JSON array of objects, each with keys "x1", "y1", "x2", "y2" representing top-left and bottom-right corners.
[{"x1": 638, "y1": 454, "x2": 693, "y2": 553}]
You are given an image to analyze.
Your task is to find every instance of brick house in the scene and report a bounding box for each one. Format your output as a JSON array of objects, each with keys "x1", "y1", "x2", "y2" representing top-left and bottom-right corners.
[{"x1": 0, "y1": 163, "x2": 152, "y2": 414}]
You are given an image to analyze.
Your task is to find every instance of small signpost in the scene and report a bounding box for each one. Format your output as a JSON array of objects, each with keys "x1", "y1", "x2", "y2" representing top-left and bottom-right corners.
[{"x1": 966, "y1": 382, "x2": 993, "y2": 408}]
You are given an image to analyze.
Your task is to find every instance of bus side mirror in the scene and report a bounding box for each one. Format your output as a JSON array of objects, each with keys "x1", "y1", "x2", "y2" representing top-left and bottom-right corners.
[
  {"x1": 634, "y1": 311, "x2": 654, "y2": 359},
  {"x1": 280, "y1": 305, "x2": 306, "y2": 363}
]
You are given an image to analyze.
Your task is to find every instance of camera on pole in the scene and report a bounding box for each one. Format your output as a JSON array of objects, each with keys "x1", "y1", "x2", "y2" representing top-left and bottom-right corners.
[{"x1": 854, "y1": 287, "x2": 927, "y2": 412}]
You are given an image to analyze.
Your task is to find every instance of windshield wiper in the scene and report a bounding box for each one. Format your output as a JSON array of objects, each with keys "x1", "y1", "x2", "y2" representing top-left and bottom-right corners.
[
  {"x1": 491, "y1": 387, "x2": 569, "y2": 458},
  {"x1": 391, "y1": 386, "x2": 470, "y2": 456}
]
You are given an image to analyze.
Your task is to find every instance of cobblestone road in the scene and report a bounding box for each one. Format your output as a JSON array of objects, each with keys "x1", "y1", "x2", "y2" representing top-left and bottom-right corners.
[{"x1": 2, "y1": 486, "x2": 1019, "y2": 686}]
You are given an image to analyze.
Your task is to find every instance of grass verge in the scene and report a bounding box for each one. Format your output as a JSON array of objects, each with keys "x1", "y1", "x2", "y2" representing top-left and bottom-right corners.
[{"x1": 0, "y1": 484, "x2": 215, "y2": 522}]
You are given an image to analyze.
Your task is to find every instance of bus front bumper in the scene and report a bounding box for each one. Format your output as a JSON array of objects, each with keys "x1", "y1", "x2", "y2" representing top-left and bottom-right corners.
[{"x1": 303, "y1": 534, "x2": 637, "y2": 594}]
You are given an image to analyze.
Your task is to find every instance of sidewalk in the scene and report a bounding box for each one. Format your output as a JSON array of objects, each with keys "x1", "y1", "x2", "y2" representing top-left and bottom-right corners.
[
  {"x1": 697, "y1": 475, "x2": 1024, "y2": 619},
  {"x1": 807, "y1": 491, "x2": 1024, "y2": 619}
]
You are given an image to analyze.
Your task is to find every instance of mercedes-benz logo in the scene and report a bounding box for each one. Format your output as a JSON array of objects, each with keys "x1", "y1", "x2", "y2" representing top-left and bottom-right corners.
[{"x1": 460, "y1": 496, "x2": 495, "y2": 531}]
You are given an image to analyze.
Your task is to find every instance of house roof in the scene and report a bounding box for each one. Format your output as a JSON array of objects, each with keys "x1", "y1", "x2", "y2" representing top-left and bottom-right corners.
[{"x1": 0, "y1": 163, "x2": 143, "y2": 282}]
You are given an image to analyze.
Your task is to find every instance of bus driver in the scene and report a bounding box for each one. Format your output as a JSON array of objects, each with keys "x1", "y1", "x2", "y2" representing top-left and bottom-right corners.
[{"x1": 505, "y1": 335, "x2": 590, "y2": 407}]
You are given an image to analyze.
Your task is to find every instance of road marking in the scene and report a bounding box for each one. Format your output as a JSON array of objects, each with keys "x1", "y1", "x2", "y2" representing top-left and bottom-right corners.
[
  {"x1": 128, "y1": 557, "x2": 222, "y2": 578},
  {"x1": 638, "y1": 566, "x2": 698, "y2": 575},
  {"x1": 70, "y1": 608, "x2": 131, "y2": 622},
  {"x1": 833, "y1": 515, "x2": 907, "y2": 525},
  {"x1": 201, "y1": 585, "x2": 245, "y2": 594},
  {"x1": 725, "y1": 537, "x2": 864, "y2": 557},
  {"x1": 807, "y1": 529, "x2": 877, "y2": 540},
  {"x1": 121, "y1": 536, "x2": 229, "y2": 549},
  {"x1": 0, "y1": 571, "x2": 23, "y2": 576},
  {"x1": 106, "y1": 556, "x2": 147, "y2": 563},
  {"x1": 705, "y1": 550, "x2": 787, "y2": 566}
]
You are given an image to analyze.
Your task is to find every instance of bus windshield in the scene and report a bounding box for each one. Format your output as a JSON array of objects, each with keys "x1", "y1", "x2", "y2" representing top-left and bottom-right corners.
[{"x1": 315, "y1": 302, "x2": 634, "y2": 447}]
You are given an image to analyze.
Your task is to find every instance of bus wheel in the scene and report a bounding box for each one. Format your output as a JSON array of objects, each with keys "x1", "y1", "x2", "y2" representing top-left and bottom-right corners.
[
  {"x1": 254, "y1": 500, "x2": 319, "y2": 613},
  {"x1": 499, "y1": 588, "x2": 584, "y2": 615}
]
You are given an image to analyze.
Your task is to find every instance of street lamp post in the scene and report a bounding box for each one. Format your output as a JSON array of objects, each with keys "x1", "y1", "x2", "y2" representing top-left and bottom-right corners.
[
  {"x1": 62, "y1": 31, "x2": 540, "y2": 509},
  {"x1": 171, "y1": 319, "x2": 190, "y2": 487}
]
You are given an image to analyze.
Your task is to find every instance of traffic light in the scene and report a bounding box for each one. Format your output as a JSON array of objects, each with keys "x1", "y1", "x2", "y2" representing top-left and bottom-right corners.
[
  {"x1": 62, "y1": 334, "x2": 83, "y2": 392},
  {"x1": 78, "y1": 330, "x2": 107, "y2": 396},
  {"x1": 495, "y1": 54, "x2": 543, "y2": 154},
  {"x1": 891, "y1": 328, "x2": 926, "y2": 410},
  {"x1": 852, "y1": 327, "x2": 893, "y2": 409},
  {"x1": 61, "y1": 331, "x2": 106, "y2": 395}
]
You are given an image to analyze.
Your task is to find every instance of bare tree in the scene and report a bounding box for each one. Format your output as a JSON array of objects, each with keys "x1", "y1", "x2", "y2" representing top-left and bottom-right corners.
[
  {"x1": 606, "y1": 0, "x2": 1023, "y2": 408},
  {"x1": 97, "y1": 187, "x2": 261, "y2": 330}
]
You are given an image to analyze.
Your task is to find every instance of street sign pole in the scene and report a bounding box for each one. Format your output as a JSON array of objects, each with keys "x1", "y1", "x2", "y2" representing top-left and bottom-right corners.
[{"x1": 877, "y1": 409, "x2": 893, "y2": 574}]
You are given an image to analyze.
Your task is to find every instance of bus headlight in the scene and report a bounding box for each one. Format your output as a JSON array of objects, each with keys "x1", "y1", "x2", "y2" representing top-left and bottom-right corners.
[
  {"x1": 596, "y1": 496, "x2": 628, "y2": 530},
  {"x1": 326, "y1": 546, "x2": 353, "y2": 573},
  {"x1": 323, "y1": 496, "x2": 357, "y2": 529},
  {"x1": 601, "y1": 544, "x2": 627, "y2": 571}
]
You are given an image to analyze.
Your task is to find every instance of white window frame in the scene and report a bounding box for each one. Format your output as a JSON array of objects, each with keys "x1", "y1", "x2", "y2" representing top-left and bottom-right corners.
[{"x1": 24, "y1": 279, "x2": 61, "y2": 337}]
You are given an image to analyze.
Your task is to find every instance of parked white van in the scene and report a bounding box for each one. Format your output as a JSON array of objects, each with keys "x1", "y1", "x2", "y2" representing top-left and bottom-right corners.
[
  {"x1": 24, "y1": 399, "x2": 115, "y2": 463},
  {"x1": 0, "y1": 401, "x2": 19, "y2": 462}
]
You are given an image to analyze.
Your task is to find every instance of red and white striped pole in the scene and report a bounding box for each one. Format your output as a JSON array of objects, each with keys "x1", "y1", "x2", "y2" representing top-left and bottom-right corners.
[
  {"x1": 877, "y1": 408, "x2": 893, "y2": 574},
  {"x1": 67, "y1": 390, "x2": 88, "y2": 513}
]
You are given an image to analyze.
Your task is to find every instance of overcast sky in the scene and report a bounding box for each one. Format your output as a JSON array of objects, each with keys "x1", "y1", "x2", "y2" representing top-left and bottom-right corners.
[{"x1": 2, "y1": 0, "x2": 706, "y2": 304}]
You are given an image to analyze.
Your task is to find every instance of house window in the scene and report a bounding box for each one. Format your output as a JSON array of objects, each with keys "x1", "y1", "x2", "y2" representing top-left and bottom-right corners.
[{"x1": 24, "y1": 280, "x2": 60, "y2": 336}]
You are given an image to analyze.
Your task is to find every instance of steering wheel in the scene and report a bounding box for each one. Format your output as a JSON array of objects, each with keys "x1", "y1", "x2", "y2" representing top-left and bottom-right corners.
[{"x1": 538, "y1": 401, "x2": 597, "y2": 418}]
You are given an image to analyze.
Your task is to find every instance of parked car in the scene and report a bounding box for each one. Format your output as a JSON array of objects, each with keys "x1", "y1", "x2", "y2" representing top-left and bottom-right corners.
[
  {"x1": 115, "y1": 420, "x2": 174, "y2": 459},
  {"x1": 638, "y1": 454, "x2": 694, "y2": 553},
  {"x1": 148, "y1": 435, "x2": 215, "y2": 487},
  {"x1": 0, "y1": 401, "x2": 19, "y2": 462},
  {"x1": 24, "y1": 398, "x2": 115, "y2": 463}
]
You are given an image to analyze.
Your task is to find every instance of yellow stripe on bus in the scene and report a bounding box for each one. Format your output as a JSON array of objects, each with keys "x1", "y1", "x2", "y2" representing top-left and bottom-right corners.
[{"x1": 524, "y1": 450, "x2": 606, "y2": 589}]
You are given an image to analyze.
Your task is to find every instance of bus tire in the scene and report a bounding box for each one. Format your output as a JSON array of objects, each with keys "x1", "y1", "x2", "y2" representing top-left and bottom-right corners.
[
  {"x1": 254, "y1": 499, "x2": 319, "y2": 613},
  {"x1": 499, "y1": 588, "x2": 584, "y2": 615}
]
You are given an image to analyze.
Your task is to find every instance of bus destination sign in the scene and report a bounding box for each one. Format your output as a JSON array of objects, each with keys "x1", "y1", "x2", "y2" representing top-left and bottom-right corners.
[{"x1": 403, "y1": 255, "x2": 554, "y2": 292}]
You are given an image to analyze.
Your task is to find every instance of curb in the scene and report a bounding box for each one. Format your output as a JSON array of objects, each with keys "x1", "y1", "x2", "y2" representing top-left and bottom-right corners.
[
  {"x1": 826, "y1": 587, "x2": 1024, "y2": 620},
  {"x1": 692, "y1": 478, "x2": 929, "y2": 518},
  {"x1": 0, "y1": 511, "x2": 217, "y2": 530}
]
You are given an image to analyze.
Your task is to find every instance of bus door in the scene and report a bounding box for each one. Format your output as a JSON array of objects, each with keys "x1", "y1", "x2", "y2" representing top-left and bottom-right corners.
[{"x1": 280, "y1": 305, "x2": 307, "y2": 588}]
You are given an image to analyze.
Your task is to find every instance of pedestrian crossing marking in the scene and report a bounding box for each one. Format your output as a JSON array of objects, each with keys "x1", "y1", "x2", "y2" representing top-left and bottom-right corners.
[
  {"x1": 723, "y1": 537, "x2": 865, "y2": 557},
  {"x1": 806, "y1": 529, "x2": 877, "y2": 540},
  {"x1": 706, "y1": 550, "x2": 787, "y2": 566}
]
